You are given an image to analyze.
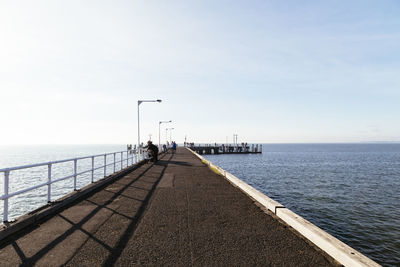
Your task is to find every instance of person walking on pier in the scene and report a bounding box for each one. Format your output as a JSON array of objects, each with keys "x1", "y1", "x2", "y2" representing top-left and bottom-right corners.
[{"x1": 172, "y1": 141, "x2": 177, "y2": 154}]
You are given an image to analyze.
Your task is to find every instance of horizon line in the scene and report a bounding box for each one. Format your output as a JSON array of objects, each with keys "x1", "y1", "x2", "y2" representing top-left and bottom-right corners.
[{"x1": 1, "y1": 141, "x2": 400, "y2": 146}]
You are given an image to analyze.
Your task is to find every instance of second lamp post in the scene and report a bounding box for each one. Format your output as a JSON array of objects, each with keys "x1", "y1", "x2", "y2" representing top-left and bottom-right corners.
[
  {"x1": 159, "y1": 120, "x2": 172, "y2": 148},
  {"x1": 137, "y1": 99, "x2": 161, "y2": 156}
]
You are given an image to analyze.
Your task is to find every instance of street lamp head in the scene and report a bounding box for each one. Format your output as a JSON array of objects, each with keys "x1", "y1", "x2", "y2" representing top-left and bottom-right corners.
[{"x1": 138, "y1": 99, "x2": 162, "y2": 105}]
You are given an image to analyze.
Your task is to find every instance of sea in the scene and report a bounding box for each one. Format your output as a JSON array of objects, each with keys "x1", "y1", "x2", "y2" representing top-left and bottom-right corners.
[
  {"x1": 0, "y1": 143, "x2": 399, "y2": 266},
  {"x1": 204, "y1": 143, "x2": 400, "y2": 266}
]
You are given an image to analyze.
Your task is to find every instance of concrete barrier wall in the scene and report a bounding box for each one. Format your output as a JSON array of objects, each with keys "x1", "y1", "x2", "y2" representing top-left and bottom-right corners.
[{"x1": 187, "y1": 147, "x2": 380, "y2": 267}]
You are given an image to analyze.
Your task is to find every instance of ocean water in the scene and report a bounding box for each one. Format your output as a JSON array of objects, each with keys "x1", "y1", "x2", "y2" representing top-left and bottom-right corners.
[
  {"x1": 0, "y1": 144, "x2": 135, "y2": 222},
  {"x1": 204, "y1": 143, "x2": 400, "y2": 266}
]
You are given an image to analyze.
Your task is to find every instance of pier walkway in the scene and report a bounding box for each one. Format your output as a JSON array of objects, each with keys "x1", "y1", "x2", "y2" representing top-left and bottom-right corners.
[{"x1": 0, "y1": 148, "x2": 335, "y2": 266}]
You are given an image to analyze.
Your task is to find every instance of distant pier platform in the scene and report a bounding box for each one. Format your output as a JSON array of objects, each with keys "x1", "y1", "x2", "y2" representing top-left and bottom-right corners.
[{"x1": 187, "y1": 143, "x2": 262, "y2": 155}]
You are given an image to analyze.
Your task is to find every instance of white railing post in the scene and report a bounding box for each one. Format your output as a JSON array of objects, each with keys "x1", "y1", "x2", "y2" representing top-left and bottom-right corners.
[
  {"x1": 104, "y1": 154, "x2": 106, "y2": 178},
  {"x1": 126, "y1": 150, "x2": 128, "y2": 166},
  {"x1": 47, "y1": 163, "x2": 52, "y2": 203},
  {"x1": 3, "y1": 171, "x2": 10, "y2": 222},
  {"x1": 113, "y1": 153, "x2": 116, "y2": 173},
  {"x1": 121, "y1": 152, "x2": 123, "y2": 170},
  {"x1": 74, "y1": 159, "x2": 77, "y2": 190},
  {"x1": 91, "y1": 156, "x2": 94, "y2": 183}
]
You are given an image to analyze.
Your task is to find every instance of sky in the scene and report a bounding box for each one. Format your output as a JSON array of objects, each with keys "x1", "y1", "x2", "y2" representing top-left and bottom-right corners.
[{"x1": 1, "y1": 0, "x2": 399, "y2": 145}]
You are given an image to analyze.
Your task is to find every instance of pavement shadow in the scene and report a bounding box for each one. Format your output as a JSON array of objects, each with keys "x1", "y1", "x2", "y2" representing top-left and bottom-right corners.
[
  {"x1": 157, "y1": 160, "x2": 192, "y2": 167},
  {"x1": 102, "y1": 155, "x2": 171, "y2": 266},
  {"x1": 3, "y1": 153, "x2": 174, "y2": 266}
]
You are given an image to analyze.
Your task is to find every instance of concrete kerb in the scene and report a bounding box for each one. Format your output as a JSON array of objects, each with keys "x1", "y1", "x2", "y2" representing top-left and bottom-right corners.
[
  {"x1": 186, "y1": 147, "x2": 381, "y2": 267},
  {"x1": 0, "y1": 159, "x2": 147, "y2": 244}
]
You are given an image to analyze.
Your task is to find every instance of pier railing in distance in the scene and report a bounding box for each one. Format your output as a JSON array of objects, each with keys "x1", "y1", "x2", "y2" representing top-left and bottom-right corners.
[{"x1": 0, "y1": 150, "x2": 141, "y2": 222}]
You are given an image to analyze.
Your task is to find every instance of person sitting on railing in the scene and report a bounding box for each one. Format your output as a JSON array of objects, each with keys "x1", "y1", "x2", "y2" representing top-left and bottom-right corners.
[{"x1": 145, "y1": 141, "x2": 159, "y2": 162}]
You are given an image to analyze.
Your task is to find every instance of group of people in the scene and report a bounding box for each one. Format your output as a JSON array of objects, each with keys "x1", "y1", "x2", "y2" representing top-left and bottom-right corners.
[{"x1": 145, "y1": 140, "x2": 178, "y2": 163}]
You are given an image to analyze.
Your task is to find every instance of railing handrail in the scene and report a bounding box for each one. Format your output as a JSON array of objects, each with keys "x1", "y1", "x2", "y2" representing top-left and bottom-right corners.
[
  {"x1": 0, "y1": 150, "x2": 131, "y2": 173},
  {"x1": 1, "y1": 149, "x2": 141, "y2": 222},
  {"x1": 0, "y1": 156, "x2": 131, "y2": 201}
]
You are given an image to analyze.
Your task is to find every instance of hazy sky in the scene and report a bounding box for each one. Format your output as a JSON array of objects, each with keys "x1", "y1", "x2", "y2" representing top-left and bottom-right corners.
[{"x1": 1, "y1": 1, "x2": 399, "y2": 145}]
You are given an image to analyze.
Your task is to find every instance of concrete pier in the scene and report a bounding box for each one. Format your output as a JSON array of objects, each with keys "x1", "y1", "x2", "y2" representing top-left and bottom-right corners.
[{"x1": 0, "y1": 148, "x2": 336, "y2": 266}]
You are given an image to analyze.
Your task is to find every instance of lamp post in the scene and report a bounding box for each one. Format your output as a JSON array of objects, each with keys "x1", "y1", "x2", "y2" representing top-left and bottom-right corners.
[
  {"x1": 137, "y1": 99, "x2": 161, "y2": 157},
  {"x1": 159, "y1": 120, "x2": 172, "y2": 148}
]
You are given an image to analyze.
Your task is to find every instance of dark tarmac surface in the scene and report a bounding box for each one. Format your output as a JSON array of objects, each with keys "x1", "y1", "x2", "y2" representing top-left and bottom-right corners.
[{"x1": 0, "y1": 148, "x2": 336, "y2": 266}]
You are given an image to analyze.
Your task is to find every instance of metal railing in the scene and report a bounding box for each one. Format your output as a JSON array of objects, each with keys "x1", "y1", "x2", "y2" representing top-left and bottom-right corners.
[{"x1": 0, "y1": 150, "x2": 142, "y2": 222}]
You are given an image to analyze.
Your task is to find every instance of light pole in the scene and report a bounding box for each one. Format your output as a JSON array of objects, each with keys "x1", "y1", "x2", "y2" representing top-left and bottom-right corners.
[
  {"x1": 138, "y1": 99, "x2": 161, "y2": 157},
  {"x1": 168, "y1": 128, "x2": 175, "y2": 143},
  {"x1": 159, "y1": 120, "x2": 172, "y2": 148}
]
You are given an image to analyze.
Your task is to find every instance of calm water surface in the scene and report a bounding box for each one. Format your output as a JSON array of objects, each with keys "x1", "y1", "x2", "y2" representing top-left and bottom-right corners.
[{"x1": 205, "y1": 144, "x2": 400, "y2": 267}]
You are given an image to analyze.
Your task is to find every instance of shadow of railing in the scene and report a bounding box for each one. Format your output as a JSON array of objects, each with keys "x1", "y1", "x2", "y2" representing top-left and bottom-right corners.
[
  {"x1": 102, "y1": 155, "x2": 170, "y2": 266},
  {"x1": 2, "y1": 153, "x2": 174, "y2": 266}
]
